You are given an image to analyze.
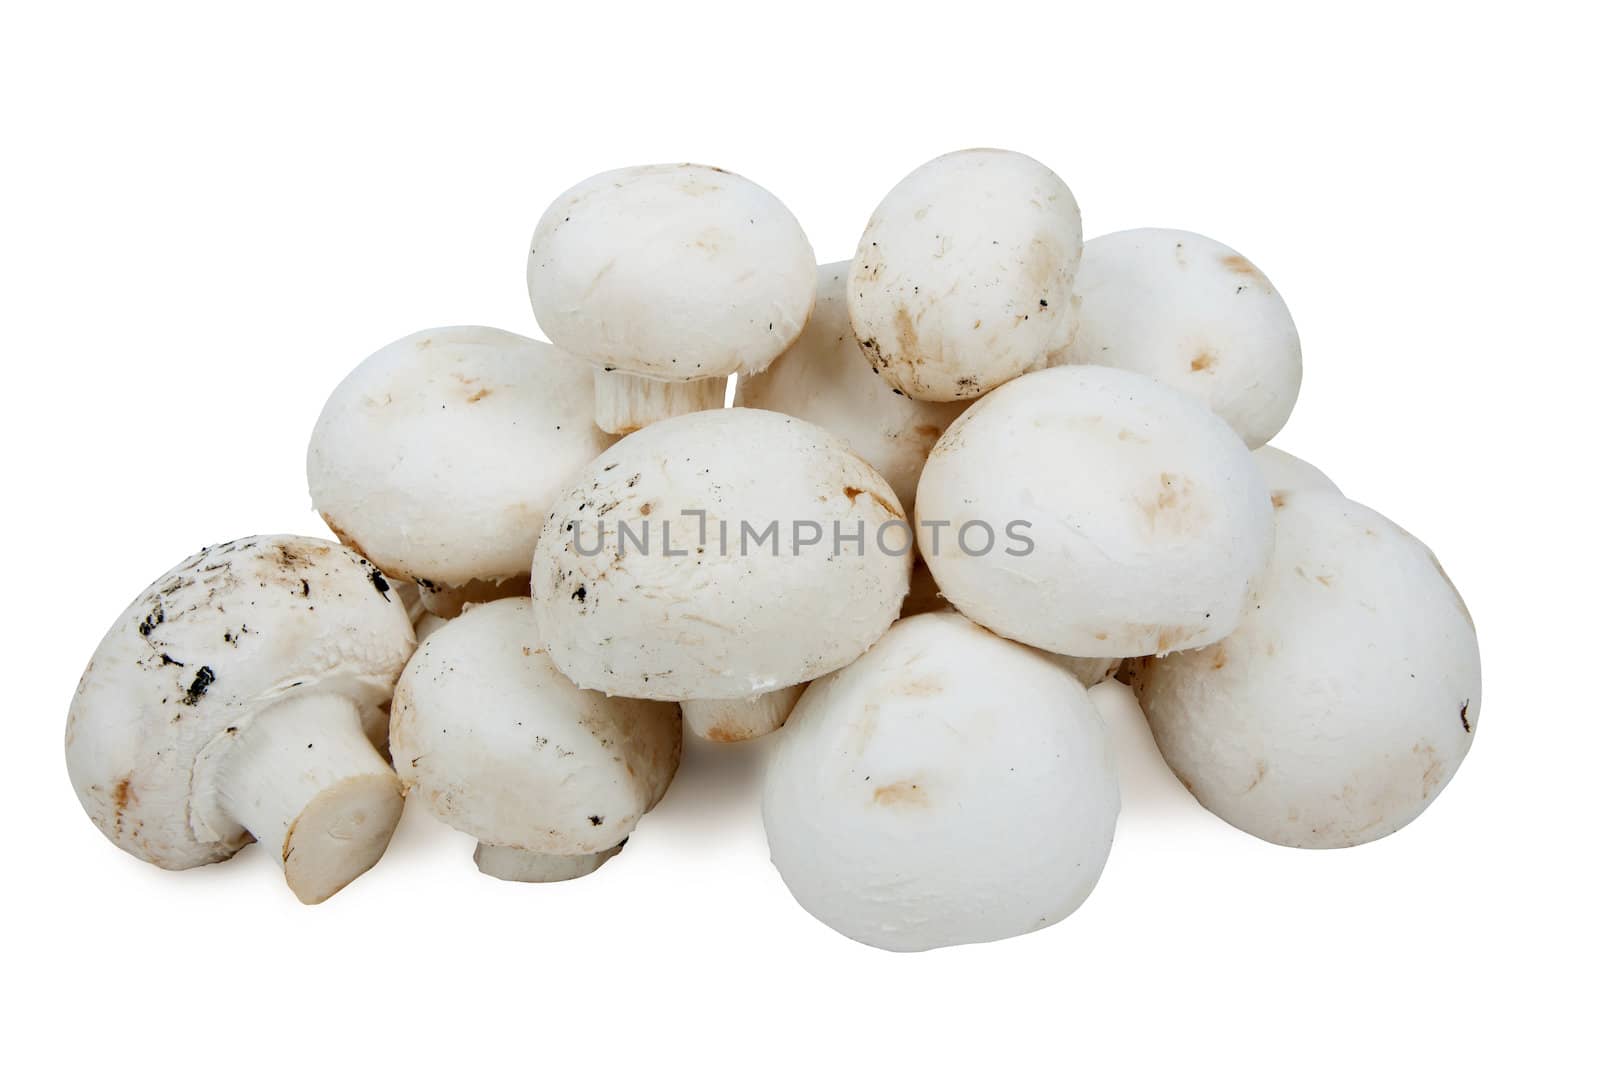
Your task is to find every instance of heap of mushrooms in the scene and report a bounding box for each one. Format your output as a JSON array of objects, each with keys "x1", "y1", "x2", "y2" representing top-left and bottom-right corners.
[{"x1": 64, "y1": 147, "x2": 1481, "y2": 954}]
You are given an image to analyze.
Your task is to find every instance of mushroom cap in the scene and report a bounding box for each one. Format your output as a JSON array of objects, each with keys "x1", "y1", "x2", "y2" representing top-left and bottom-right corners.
[
  {"x1": 1063, "y1": 228, "x2": 1302, "y2": 448},
  {"x1": 390, "y1": 599, "x2": 680, "y2": 854},
  {"x1": 65, "y1": 536, "x2": 415, "y2": 869},
  {"x1": 763, "y1": 611, "x2": 1119, "y2": 952},
  {"x1": 308, "y1": 326, "x2": 612, "y2": 589},
  {"x1": 848, "y1": 148, "x2": 1082, "y2": 402},
  {"x1": 1252, "y1": 444, "x2": 1339, "y2": 496},
  {"x1": 526, "y1": 163, "x2": 816, "y2": 381},
  {"x1": 737, "y1": 262, "x2": 969, "y2": 511},
  {"x1": 532, "y1": 408, "x2": 912, "y2": 700},
  {"x1": 916, "y1": 365, "x2": 1274, "y2": 657},
  {"x1": 1132, "y1": 491, "x2": 1480, "y2": 848}
]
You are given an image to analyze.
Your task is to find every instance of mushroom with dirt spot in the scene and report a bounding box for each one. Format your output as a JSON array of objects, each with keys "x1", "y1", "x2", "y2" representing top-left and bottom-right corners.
[
  {"x1": 390, "y1": 599, "x2": 681, "y2": 880},
  {"x1": 916, "y1": 365, "x2": 1274, "y2": 657},
  {"x1": 308, "y1": 326, "x2": 614, "y2": 618},
  {"x1": 64, "y1": 535, "x2": 415, "y2": 904},
  {"x1": 763, "y1": 611, "x2": 1119, "y2": 952},
  {"x1": 737, "y1": 261, "x2": 970, "y2": 513},
  {"x1": 848, "y1": 148, "x2": 1083, "y2": 402},
  {"x1": 1063, "y1": 228, "x2": 1302, "y2": 448},
  {"x1": 531, "y1": 407, "x2": 911, "y2": 742},
  {"x1": 527, "y1": 163, "x2": 816, "y2": 434},
  {"x1": 1131, "y1": 490, "x2": 1480, "y2": 847}
]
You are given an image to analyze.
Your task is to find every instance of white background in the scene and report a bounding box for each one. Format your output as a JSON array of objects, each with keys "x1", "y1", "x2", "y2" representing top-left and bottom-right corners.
[{"x1": 3, "y1": 3, "x2": 1593, "y2": 1063}]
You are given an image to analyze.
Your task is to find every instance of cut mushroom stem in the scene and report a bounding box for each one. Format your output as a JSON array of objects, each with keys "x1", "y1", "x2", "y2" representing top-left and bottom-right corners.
[
  {"x1": 473, "y1": 841, "x2": 624, "y2": 883},
  {"x1": 591, "y1": 369, "x2": 726, "y2": 435},
  {"x1": 214, "y1": 690, "x2": 403, "y2": 905},
  {"x1": 416, "y1": 575, "x2": 531, "y2": 618},
  {"x1": 681, "y1": 686, "x2": 805, "y2": 743}
]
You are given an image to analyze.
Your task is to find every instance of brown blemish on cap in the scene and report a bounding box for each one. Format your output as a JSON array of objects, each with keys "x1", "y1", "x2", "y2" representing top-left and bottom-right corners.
[
  {"x1": 872, "y1": 781, "x2": 927, "y2": 807},
  {"x1": 1271, "y1": 492, "x2": 1288, "y2": 510},
  {"x1": 1221, "y1": 254, "x2": 1261, "y2": 277},
  {"x1": 1190, "y1": 352, "x2": 1216, "y2": 372},
  {"x1": 1211, "y1": 648, "x2": 1228, "y2": 670},
  {"x1": 112, "y1": 776, "x2": 134, "y2": 833},
  {"x1": 898, "y1": 676, "x2": 943, "y2": 697},
  {"x1": 842, "y1": 485, "x2": 904, "y2": 519},
  {"x1": 465, "y1": 388, "x2": 492, "y2": 403},
  {"x1": 1460, "y1": 700, "x2": 1472, "y2": 734}
]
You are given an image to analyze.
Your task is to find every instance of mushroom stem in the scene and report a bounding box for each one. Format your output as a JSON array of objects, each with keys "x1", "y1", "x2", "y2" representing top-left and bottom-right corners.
[
  {"x1": 215, "y1": 691, "x2": 403, "y2": 904},
  {"x1": 473, "y1": 841, "x2": 623, "y2": 882},
  {"x1": 681, "y1": 686, "x2": 805, "y2": 743},
  {"x1": 415, "y1": 575, "x2": 531, "y2": 618},
  {"x1": 591, "y1": 368, "x2": 725, "y2": 434}
]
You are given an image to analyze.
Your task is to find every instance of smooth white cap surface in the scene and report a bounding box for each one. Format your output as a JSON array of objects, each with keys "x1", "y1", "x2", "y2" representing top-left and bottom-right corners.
[
  {"x1": 532, "y1": 408, "x2": 911, "y2": 700},
  {"x1": 1132, "y1": 490, "x2": 1480, "y2": 848},
  {"x1": 390, "y1": 598, "x2": 680, "y2": 856},
  {"x1": 916, "y1": 365, "x2": 1274, "y2": 657},
  {"x1": 849, "y1": 148, "x2": 1083, "y2": 401},
  {"x1": 1253, "y1": 444, "x2": 1339, "y2": 496},
  {"x1": 527, "y1": 163, "x2": 816, "y2": 381},
  {"x1": 1064, "y1": 228, "x2": 1302, "y2": 447},
  {"x1": 763, "y1": 612, "x2": 1119, "y2": 952},
  {"x1": 308, "y1": 326, "x2": 612, "y2": 588}
]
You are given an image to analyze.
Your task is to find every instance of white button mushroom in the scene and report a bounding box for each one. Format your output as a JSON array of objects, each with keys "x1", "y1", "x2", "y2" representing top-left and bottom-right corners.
[
  {"x1": 390, "y1": 599, "x2": 681, "y2": 880},
  {"x1": 65, "y1": 536, "x2": 415, "y2": 903},
  {"x1": 308, "y1": 326, "x2": 614, "y2": 617},
  {"x1": 737, "y1": 262, "x2": 969, "y2": 512},
  {"x1": 531, "y1": 408, "x2": 911, "y2": 741},
  {"x1": 916, "y1": 365, "x2": 1274, "y2": 657},
  {"x1": 763, "y1": 611, "x2": 1119, "y2": 952},
  {"x1": 1131, "y1": 490, "x2": 1481, "y2": 848},
  {"x1": 1063, "y1": 228, "x2": 1302, "y2": 448},
  {"x1": 527, "y1": 163, "x2": 817, "y2": 434},
  {"x1": 848, "y1": 148, "x2": 1083, "y2": 402},
  {"x1": 1252, "y1": 444, "x2": 1339, "y2": 497}
]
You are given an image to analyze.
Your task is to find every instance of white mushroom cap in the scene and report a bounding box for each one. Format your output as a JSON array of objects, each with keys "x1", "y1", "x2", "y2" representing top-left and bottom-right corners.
[
  {"x1": 849, "y1": 148, "x2": 1082, "y2": 402},
  {"x1": 1131, "y1": 490, "x2": 1480, "y2": 848},
  {"x1": 917, "y1": 365, "x2": 1274, "y2": 657},
  {"x1": 1252, "y1": 444, "x2": 1339, "y2": 496},
  {"x1": 527, "y1": 163, "x2": 816, "y2": 432},
  {"x1": 1064, "y1": 228, "x2": 1302, "y2": 448},
  {"x1": 307, "y1": 326, "x2": 612, "y2": 606},
  {"x1": 390, "y1": 599, "x2": 681, "y2": 879},
  {"x1": 532, "y1": 408, "x2": 911, "y2": 705},
  {"x1": 737, "y1": 262, "x2": 969, "y2": 511},
  {"x1": 65, "y1": 536, "x2": 415, "y2": 902},
  {"x1": 763, "y1": 611, "x2": 1119, "y2": 952}
]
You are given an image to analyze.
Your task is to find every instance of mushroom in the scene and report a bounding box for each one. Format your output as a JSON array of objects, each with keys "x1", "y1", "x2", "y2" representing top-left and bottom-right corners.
[
  {"x1": 679, "y1": 686, "x2": 806, "y2": 744},
  {"x1": 527, "y1": 163, "x2": 816, "y2": 433},
  {"x1": 390, "y1": 598, "x2": 681, "y2": 880},
  {"x1": 1253, "y1": 444, "x2": 1339, "y2": 496},
  {"x1": 531, "y1": 407, "x2": 911, "y2": 742},
  {"x1": 848, "y1": 148, "x2": 1082, "y2": 402},
  {"x1": 763, "y1": 611, "x2": 1119, "y2": 951},
  {"x1": 307, "y1": 325, "x2": 613, "y2": 617},
  {"x1": 1130, "y1": 490, "x2": 1480, "y2": 847},
  {"x1": 737, "y1": 261, "x2": 969, "y2": 512},
  {"x1": 1063, "y1": 228, "x2": 1302, "y2": 448},
  {"x1": 64, "y1": 536, "x2": 415, "y2": 903},
  {"x1": 917, "y1": 365, "x2": 1274, "y2": 657}
]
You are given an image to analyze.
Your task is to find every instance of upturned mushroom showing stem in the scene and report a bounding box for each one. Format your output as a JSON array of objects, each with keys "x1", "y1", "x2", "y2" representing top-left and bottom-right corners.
[
  {"x1": 527, "y1": 163, "x2": 817, "y2": 434},
  {"x1": 65, "y1": 536, "x2": 415, "y2": 903}
]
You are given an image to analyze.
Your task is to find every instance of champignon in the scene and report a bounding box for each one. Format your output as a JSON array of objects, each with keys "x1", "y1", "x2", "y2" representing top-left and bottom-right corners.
[
  {"x1": 763, "y1": 611, "x2": 1119, "y2": 951},
  {"x1": 1253, "y1": 444, "x2": 1339, "y2": 496},
  {"x1": 531, "y1": 408, "x2": 911, "y2": 741},
  {"x1": 527, "y1": 163, "x2": 816, "y2": 433},
  {"x1": 307, "y1": 325, "x2": 613, "y2": 617},
  {"x1": 64, "y1": 536, "x2": 415, "y2": 903},
  {"x1": 916, "y1": 365, "x2": 1274, "y2": 657},
  {"x1": 390, "y1": 598, "x2": 681, "y2": 880},
  {"x1": 1063, "y1": 228, "x2": 1302, "y2": 448},
  {"x1": 848, "y1": 148, "x2": 1082, "y2": 402},
  {"x1": 737, "y1": 262, "x2": 969, "y2": 512},
  {"x1": 1131, "y1": 490, "x2": 1480, "y2": 847},
  {"x1": 680, "y1": 686, "x2": 806, "y2": 744}
]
